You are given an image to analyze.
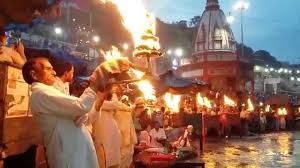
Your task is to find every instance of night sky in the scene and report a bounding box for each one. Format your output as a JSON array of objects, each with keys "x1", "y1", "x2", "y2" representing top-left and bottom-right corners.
[{"x1": 143, "y1": 0, "x2": 300, "y2": 64}]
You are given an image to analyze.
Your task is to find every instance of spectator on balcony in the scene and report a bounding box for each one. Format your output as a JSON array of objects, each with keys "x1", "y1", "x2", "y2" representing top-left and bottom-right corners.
[{"x1": 0, "y1": 29, "x2": 26, "y2": 67}]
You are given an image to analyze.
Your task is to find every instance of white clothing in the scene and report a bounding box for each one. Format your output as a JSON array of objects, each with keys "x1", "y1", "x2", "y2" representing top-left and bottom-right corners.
[
  {"x1": 120, "y1": 145, "x2": 134, "y2": 168},
  {"x1": 149, "y1": 128, "x2": 166, "y2": 147},
  {"x1": 92, "y1": 100, "x2": 121, "y2": 167},
  {"x1": 139, "y1": 131, "x2": 151, "y2": 146},
  {"x1": 29, "y1": 82, "x2": 99, "y2": 168},
  {"x1": 53, "y1": 77, "x2": 70, "y2": 95},
  {"x1": 113, "y1": 99, "x2": 137, "y2": 168}
]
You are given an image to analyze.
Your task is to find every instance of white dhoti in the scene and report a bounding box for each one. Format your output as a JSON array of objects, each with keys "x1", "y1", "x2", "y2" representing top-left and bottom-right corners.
[{"x1": 120, "y1": 145, "x2": 134, "y2": 168}]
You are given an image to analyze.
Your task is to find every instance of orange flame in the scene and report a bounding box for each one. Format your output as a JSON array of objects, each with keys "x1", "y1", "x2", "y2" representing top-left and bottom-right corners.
[
  {"x1": 99, "y1": 0, "x2": 160, "y2": 50},
  {"x1": 204, "y1": 97, "x2": 212, "y2": 109},
  {"x1": 136, "y1": 80, "x2": 156, "y2": 102},
  {"x1": 164, "y1": 93, "x2": 181, "y2": 113},
  {"x1": 224, "y1": 95, "x2": 236, "y2": 107},
  {"x1": 131, "y1": 69, "x2": 144, "y2": 79},
  {"x1": 101, "y1": 46, "x2": 122, "y2": 60},
  {"x1": 196, "y1": 93, "x2": 211, "y2": 108},
  {"x1": 247, "y1": 98, "x2": 254, "y2": 112},
  {"x1": 278, "y1": 107, "x2": 287, "y2": 116},
  {"x1": 131, "y1": 68, "x2": 156, "y2": 102},
  {"x1": 265, "y1": 105, "x2": 270, "y2": 112},
  {"x1": 196, "y1": 93, "x2": 204, "y2": 106}
]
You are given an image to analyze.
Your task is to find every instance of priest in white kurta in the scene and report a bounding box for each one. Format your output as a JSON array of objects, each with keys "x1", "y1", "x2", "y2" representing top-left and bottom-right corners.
[
  {"x1": 92, "y1": 100, "x2": 121, "y2": 168},
  {"x1": 22, "y1": 57, "x2": 104, "y2": 168},
  {"x1": 30, "y1": 82, "x2": 99, "y2": 168},
  {"x1": 113, "y1": 95, "x2": 137, "y2": 168}
]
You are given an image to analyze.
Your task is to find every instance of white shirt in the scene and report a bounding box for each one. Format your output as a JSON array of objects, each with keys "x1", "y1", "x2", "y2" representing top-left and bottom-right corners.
[
  {"x1": 29, "y1": 82, "x2": 99, "y2": 168},
  {"x1": 92, "y1": 100, "x2": 121, "y2": 167},
  {"x1": 149, "y1": 128, "x2": 166, "y2": 147},
  {"x1": 52, "y1": 77, "x2": 70, "y2": 95}
]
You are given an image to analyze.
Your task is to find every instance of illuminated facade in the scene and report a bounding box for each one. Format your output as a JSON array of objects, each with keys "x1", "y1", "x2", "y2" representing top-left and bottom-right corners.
[{"x1": 176, "y1": 0, "x2": 254, "y2": 94}]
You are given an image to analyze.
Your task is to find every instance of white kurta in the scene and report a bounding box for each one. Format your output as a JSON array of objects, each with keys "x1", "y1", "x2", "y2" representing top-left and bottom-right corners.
[
  {"x1": 92, "y1": 101, "x2": 121, "y2": 167},
  {"x1": 113, "y1": 100, "x2": 137, "y2": 168},
  {"x1": 29, "y1": 82, "x2": 99, "y2": 168},
  {"x1": 52, "y1": 77, "x2": 70, "y2": 95},
  {"x1": 149, "y1": 128, "x2": 167, "y2": 147}
]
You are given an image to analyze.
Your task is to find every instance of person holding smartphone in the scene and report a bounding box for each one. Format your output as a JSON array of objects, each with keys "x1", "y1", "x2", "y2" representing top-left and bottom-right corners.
[{"x1": 0, "y1": 29, "x2": 26, "y2": 67}]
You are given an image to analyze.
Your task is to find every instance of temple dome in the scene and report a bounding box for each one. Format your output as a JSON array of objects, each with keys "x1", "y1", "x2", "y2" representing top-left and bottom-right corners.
[{"x1": 193, "y1": 0, "x2": 236, "y2": 54}]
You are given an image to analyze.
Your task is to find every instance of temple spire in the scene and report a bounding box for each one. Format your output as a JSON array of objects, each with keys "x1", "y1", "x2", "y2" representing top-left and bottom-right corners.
[{"x1": 206, "y1": 0, "x2": 220, "y2": 10}]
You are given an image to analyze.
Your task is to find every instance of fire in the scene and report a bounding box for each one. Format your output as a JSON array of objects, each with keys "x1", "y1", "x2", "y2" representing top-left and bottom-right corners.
[
  {"x1": 131, "y1": 69, "x2": 144, "y2": 79},
  {"x1": 204, "y1": 97, "x2": 212, "y2": 109},
  {"x1": 196, "y1": 93, "x2": 211, "y2": 108},
  {"x1": 265, "y1": 105, "x2": 270, "y2": 112},
  {"x1": 247, "y1": 98, "x2": 254, "y2": 112},
  {"x1": 101, "y1": 46, "x2": 122, "y2": 60},
  {"x1": 100, "y1": 0, "x2": 160, "y2": 50},
  {"x1": 224, "y1": 95, "x2": 236, "y2": 107},
  {"x1": 196, "y1": 93, "x2": 204, "y2": 106},
  {"x1": 131, "y1": 69, "x2": 156, "y2": 101},
  {"x1": 164, "y1": 92, "x2": 181, "y2": 113},
  {"x1": 278, "y1": 107, "x2": 288, "y2": 116},
  {"x1": 136, "y1": 80, "x2": 156, "y2": 102}
]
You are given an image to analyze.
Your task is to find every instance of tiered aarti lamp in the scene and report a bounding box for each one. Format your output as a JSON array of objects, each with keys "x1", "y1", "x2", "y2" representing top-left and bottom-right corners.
[{"x1": 132, "y1": 14, "x2": 162, "y2": 74}]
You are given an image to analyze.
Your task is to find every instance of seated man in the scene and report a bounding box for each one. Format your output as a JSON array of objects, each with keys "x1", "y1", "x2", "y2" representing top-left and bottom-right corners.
[
  {"x1": 0, "y1": 29, "x2": 26, "y2": 67},
  {"x1": 139, "y1": 124, "x2": 152, "y2": 148},
  {"x1": 172, "y1": 125, "x2": 193, "y2": 148},
  {"x1": 149, "y1": 121, "x2": 167, "y2": 147}
]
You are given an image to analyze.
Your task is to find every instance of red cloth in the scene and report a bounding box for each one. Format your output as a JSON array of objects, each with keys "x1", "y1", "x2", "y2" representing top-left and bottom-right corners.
[{"x1": 150, "y1": 154, "x2": 175, "y2": 161}]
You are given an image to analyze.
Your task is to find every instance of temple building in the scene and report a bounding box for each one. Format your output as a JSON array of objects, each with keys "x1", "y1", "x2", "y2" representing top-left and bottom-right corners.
[{"x1": 176, "y1": 0, "x2": 254, "y2": 96}]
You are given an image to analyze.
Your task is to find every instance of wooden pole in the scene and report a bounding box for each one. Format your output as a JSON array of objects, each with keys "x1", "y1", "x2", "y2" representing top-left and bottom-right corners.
[{"x1": 200, "y1": 112, "x2": 204, "y2": 155}]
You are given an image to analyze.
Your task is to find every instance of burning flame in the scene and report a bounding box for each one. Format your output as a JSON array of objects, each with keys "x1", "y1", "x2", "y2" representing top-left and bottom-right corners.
[
  {"x1": 204, "y1": 97, "x2": 212, "y2": 109},
  {"x1": 101, "y1": 46, "x2": 122, "y2": 60},
  {"x1": 278, "y1": 107, "x2": 288, "y2": 116},
  {"x1": 265, "y1": 105, "x2": 270, "y2": 112},
  {"x1": 131, "y1": 69, "x2": 156, "y2": 101},
  {"x1": 137, "y1": 80, "x2": 156, "y2": 101},
  {"x1": 196, "y1": 93, "x2": 211, "y2": 108},
  {"x1": 196, "y1": 93, "x2": 204, "y2": 106},
  {"x1": 247, "y1": 98, "x2": 254, "y2": 112},
  {"x1": 131, "y1": 69, "x2": 144, "y2": 79},
  {"x1": 100, "y1": 0, "x2": 160, "y2": 50},
  {"x1": 224, "y1": 95, "x2": 236, "y2": 107},
  {"x1": 164, "y1": 93, "x2": 181, "y2": 113}
]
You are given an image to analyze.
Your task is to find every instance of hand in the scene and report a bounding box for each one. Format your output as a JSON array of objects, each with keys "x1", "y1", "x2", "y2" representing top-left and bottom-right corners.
[{"x1": 14, "y1": 41, "x2": 25, "y2": 55}]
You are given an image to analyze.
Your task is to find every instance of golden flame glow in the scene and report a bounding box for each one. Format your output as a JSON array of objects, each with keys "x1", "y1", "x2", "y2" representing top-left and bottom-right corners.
[
  {"x1": 196, "y1": 93, "x2": 211, "y2": 108},
  {"x1": 204, "y1": 97, "x2": 212, "y2": 109},
  {"x1": 164, "y1": 92, "x2": 181, "y2": 113},
  {"x1": 131, "y1": 69, "x2": 156, "y2": 101},
  {"x1": 131, "y1": 69, "x2": 145, "y2": 79},
  {"x1": 247, "y1": 98, "x2": 254, "y2": 112},
  {"x1": 137, "y1": 80, "x2": 156, "y2": 101},
  {"x1": 196, "y1": 93, "x2": 204, "y2": 106},
  {"x1": 278, "y1": 107, "x2": 288, "y2": 116},
  {"x1": 100, "y1": 0, "x2": 160, "y2": 50},
  {"x1": 265, "y1": 105, "x2": 270, "y2": 112},
  {"x1": 224, "y1": 95, "x2": 236, "y2": 107},
  {"x1": 101, "y1": 46, "x2": 122, "y2": 60}
]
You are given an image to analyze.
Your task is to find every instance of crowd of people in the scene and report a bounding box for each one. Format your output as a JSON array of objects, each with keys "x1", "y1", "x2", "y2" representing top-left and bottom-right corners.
[
  {"x1": 15, "y1": 52, "x2": 197, "y2": 168},
  {"x1": 0, "y1": 29, "x2": 294, "y2": 168}
]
